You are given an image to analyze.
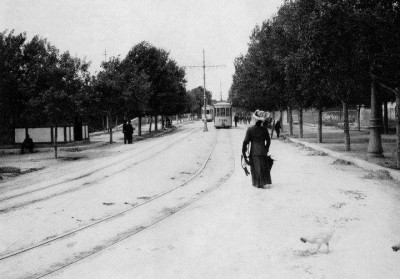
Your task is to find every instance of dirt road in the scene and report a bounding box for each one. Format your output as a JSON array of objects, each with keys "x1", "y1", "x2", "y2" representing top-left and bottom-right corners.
[{"x1": 1, "y1": 122, "x2": 400, "y2": 278}]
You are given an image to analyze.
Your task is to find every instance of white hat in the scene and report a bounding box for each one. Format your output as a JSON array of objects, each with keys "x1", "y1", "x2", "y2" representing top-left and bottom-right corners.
[{"x1": 252, "y1": 110, "x2": 270, "y2": 121}]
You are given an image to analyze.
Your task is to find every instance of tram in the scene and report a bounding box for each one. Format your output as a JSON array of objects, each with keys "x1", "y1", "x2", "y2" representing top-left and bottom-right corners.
[
  {"x1": 201, "y1": 105, "x2": 214, "y2": 122},
  {"x1": 214, "y1": 102, "x2": 232, "y2": 128}
]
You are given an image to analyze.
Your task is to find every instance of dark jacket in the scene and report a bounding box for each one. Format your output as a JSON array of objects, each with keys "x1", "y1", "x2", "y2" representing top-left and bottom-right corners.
[
  {"x1": 242, "y1": 125, "x2": 271, "y2": 157},
  {"x1": 122, "y1": 123, "x2": 127, "y2": 134},
  {"x1": 275, "y1": 120, "x2": 281, "y2": 130},
  {"x1": 125, "y1": 124, "x2": 134, "y2": 135}
]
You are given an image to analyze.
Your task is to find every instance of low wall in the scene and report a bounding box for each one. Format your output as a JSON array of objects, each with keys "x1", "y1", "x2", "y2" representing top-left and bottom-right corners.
[
  {"x1": 280, "y1": 104, "x2": 396, "y2": 128},
  {"x1": 15, "y1": 124, "x2": 89, "y2": 143}
]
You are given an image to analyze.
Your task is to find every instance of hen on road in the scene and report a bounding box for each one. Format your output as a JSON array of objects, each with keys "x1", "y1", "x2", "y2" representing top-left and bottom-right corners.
[{"x1": 300, "y1": 224, "x2": 335, "y2": 253}]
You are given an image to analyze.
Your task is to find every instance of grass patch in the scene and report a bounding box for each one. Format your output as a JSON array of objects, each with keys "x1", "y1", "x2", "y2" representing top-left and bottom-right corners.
[
  {"x1": 0, "y1": 166, "x2": 21, "y2": 173},
  {"x1": 363, "y1": 169, "x2": 392, "y2": 180},
  {"x1": 332, "y1": 159, "x2": 353, "y2": 165},
  {"x1": 307, "y1": 151, "x2": 328, "y2": 156},
  {"x1": 60, "y1": 156, "x2": 86, "y2": 161}
]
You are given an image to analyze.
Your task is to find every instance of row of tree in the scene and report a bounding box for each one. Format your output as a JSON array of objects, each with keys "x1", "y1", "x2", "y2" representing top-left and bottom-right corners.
[
  {"x1": 230, "y1": 0, "x2": 400, "y2": 168},
  {"x1": 0, "y1": 31, "x2": 209, "y2": 156}
]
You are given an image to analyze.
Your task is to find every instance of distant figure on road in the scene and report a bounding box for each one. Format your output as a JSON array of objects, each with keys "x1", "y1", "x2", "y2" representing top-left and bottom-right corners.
[
  {"x1": 274, "y1": 120, "x2": 281, "y2": 138},
  {"x1": 166, "y1": 117, "x2": 172, "y2": 128},
  {"x1": 122, "y1": 120, "x2": 128, "y2": 144},
  {"x1": 234, "y1": 115, "x2": 239, "y2": 127},
  {"x1": 125, "y1": 120, "x2": 134, "y2": 144},
  {"x1": 242, "y1": 110, "x2": 272, "y2": 188},
  {"x1": 21, "y1": 134, "x2": 34, "y2": 154}
]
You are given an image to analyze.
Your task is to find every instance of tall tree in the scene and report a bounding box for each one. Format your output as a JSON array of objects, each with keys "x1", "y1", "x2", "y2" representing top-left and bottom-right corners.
[
  {"x1": 187, "y1": 86, "x2": 212, "y2": 118},
  {"x1": 123, "y1": 42, "x2": 187, "y2": 133},
  {"x1": 0, "y1": 30, "x2": 26, "y2": 143},
  {"x1": 92, "y1": 57, "x2": 124, "y2": 143}
]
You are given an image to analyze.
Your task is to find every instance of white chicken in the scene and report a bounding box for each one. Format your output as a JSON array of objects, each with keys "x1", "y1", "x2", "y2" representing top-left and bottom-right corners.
[
  {"x1": 392, "y1": 243, "x2": 400, "y2": 252},
  {"x1": 300, "y1": 224, "x2": 335, "y2": 253}
]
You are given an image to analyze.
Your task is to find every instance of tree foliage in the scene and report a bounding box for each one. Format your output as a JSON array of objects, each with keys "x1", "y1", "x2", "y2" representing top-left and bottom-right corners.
[
  {"x1": 186, "y1": 86, "x2": 212, "y2": 117},
  {"x1": 122, "y1": 42, "x2": 187, "y2": 118},
  {"x1": 1, "y1": 34, "x2": 189, "y2": 144},
  {"x1": 231, "y1": 0, "x2": 400, "y2": 160}
]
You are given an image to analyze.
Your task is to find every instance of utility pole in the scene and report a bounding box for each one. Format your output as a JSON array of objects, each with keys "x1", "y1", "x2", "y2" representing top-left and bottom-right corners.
[
  {"x1": 185, "y1": 50, "x2": 226, "y2": 132},
  {"x1": 202, "y1": 50, "x2": 208, "y2": 131},
  {"x1": 220, "y1": 81, "x2": 222, "y2": 102}
]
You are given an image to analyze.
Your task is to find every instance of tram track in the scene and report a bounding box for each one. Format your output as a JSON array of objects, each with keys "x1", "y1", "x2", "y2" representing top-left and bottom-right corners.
[
  {"x1": 0, "y1": 128, "x2": 217, "y2": 261},
  {"x1": 0, "y1": 129, "x2": 236, "y2": 279},
  {"x1": 0, "y1": 126, "x2": 200, "y2": 213}
]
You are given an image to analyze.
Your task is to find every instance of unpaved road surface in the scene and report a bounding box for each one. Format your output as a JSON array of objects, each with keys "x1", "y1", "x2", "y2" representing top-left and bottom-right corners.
[{"x1": 1, "y1": 121, "x2": 400, "y2": 278}]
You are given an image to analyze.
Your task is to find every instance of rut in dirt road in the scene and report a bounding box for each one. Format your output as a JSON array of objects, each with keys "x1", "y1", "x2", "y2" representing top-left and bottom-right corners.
[{"x1": 0, "y1": 128, "x2": 235, "y2": 279}]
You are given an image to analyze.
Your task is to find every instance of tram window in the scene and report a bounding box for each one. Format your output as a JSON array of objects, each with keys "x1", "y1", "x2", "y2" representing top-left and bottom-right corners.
[
  {"x1": 216, "y1": 108, "x2": 220, "y2": 117},
  {"x1": 226, "y1": 108, "x2": 230, "y2": 116},
  {"x1": 222, "y1": 108, "x2": 226, "y2": 117}
]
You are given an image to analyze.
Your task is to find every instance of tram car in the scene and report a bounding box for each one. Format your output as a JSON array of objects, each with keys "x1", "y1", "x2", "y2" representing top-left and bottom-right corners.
[
  {"x1": 202, "y1": 105, "x2": 214, "y2": 122},
  {"x1": 214, "y1": 102, "x2": 232, "y2": 128}
]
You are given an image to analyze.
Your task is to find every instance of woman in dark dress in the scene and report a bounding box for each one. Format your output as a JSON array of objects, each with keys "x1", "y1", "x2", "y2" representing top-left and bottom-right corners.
[
  {"x1": 274, "y1": 120, "x2": 281, "y2": 138},
  {"x1": 242, "y1": 110, "x2": 272, "y2": 188}
]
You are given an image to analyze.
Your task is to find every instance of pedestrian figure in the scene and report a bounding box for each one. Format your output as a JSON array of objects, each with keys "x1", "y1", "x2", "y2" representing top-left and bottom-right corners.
[
  {"x1": 21, "y1": 134, "x2": 34, "y2": 154},
  {"x1": 166, "y1": 117, "x2": 172, "y2": 128},
  {"x1": 122, "y1": 120, "x2": 128, "y2": 144},
  {"x1": 274, "y1": 120, "x2": 281, "y2": 138},
  {"x1": 125, "y1": 120, "x2": 134, "y2": 144},
  {"x1": 234, "y1": 115, "x2": 239, "y2": 127},
  {"x1": 242, "y1": 110, "x2": 272, "y2": 188}
]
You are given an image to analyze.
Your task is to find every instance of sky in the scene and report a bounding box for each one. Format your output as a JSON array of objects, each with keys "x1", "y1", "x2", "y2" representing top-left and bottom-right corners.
[{"x1": 1, "y1": 0, "x2": 283, "y2": 101}]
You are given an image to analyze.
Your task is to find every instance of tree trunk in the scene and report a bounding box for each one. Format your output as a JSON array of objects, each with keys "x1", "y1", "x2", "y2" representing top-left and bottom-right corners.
[
  {"x1": 54, "y1": 124, "x2": 58, "y2": 158},
  {"x1": 318, "y1": 108, "x2": 323, "y2": 143},
  {"x1": 161, "y1": 116, "x2": 165, "y2": 130},
  {"x1": 279, "y1": 109, "x2": 283, "y2": 132},
  {"x1": 155, "y1": 115, "x2": 158, "y2": 132},
  {"x1": 271, "y1": 111, "x2": 276, "y2": 138},
  {"x1": 383, "y1": 101, "x2": 388, "y2": 134},
  {"x1": 395, "y1": 89, "x2": 400, "y2": 168},
  {"x1": 288, "y1": 106, "x2": 293, "y2": 136},
  {"x1": 108, "y1": 115, "x2": 113, "y2": 144},
  {"x1": 138, "y1": 116, "x2": 142, "y2": 136},
  {"x1": 368, "y1": 81, "x2": 384, "y2": 157},
  {"x1": 311, "y1": 110, "x2": 315, "y2": 126},
  {"x1": 299, "y1": 108, "x2": 303, "y2": 138},
  {"x1": 357, "y1": 105, "x2": 361, "y2": 131},
  {"x1": 342, "y1": 100, "x2": 350, "y2": 151},
  {"x1": 149, "y1": 116, "x2": 152, "y2": 134}
]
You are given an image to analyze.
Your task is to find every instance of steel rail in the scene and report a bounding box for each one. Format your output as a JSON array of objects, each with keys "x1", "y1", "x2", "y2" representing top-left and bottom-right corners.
[{"x1": 0, "y1": 129, "x2": 226, "y2": 263}]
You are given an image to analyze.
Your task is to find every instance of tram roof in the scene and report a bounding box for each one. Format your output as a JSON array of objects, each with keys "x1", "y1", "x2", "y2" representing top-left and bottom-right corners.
[{"x1": 213, "y1": 102, "x2": 232, "y2": 107}]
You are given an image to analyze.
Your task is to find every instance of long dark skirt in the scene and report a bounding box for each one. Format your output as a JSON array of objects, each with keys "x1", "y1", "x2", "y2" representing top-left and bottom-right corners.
[{"x1": 250, "y1": 156, "x2": 272, "y2": 187}]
